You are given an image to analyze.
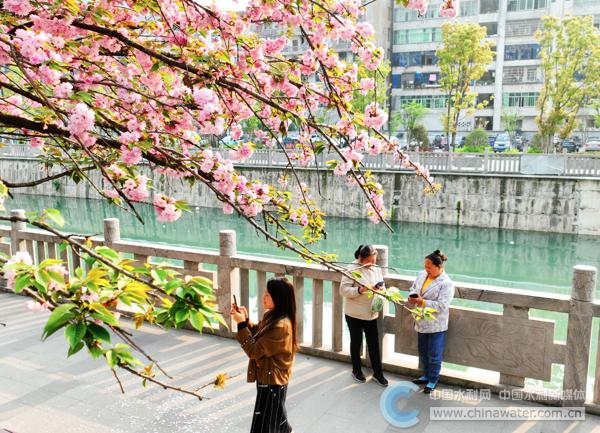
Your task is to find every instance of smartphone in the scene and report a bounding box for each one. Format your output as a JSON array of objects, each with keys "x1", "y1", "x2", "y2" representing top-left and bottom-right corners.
[
  {"x1": 375, "y1": 281, "x2": 385, "y2": 289},
  {"x1": 233, "y1": 295, "x2": 240, "y2": 312},
  {"x1": 409, "y1": 293, "x2": 419, "y2": 298}
]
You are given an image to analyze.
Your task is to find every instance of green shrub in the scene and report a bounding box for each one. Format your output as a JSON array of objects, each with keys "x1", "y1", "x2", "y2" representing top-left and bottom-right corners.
[
  {"x1": 411, "y1": 124, "x2": 429, "y2": 150},
  {"x1": 458, "y1": 129, "x2": 490, "y2": 152}
]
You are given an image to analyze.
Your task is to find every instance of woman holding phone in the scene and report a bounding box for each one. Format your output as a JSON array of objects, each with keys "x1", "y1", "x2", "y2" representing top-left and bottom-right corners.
[
  {"x1": 231, "y1": 277, "x2": 298, "y2": 433},
  {"x1": 407, "y1": 249, "x2": 454, "y2": 393},
  {"x1": 339, "y1": 244, "x2": 388, "y2": 386}
]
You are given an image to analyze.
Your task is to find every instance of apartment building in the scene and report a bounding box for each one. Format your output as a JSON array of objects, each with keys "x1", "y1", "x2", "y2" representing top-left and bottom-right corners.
[{"x1": 391, "y1": 0, "x2": 600, "y2": 135}]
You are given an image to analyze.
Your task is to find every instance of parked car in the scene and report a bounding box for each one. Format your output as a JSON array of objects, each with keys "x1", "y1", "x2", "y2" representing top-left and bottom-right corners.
[
  {"x1": 559, "y1": 138, "x2": 579, "y2": 153},
  {"x1": 493, "y1": 133, "x2": 511, "y2": 152},
  {"x1": 583, "y1": 139, "x2": 600, "y2": 152},
  {"x1": 488, "y1": 134, "x2": 497, "y2": 147}
]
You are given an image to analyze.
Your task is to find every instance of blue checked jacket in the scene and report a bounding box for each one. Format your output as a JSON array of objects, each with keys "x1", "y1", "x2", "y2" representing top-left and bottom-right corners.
[{"x1": 408, "y1": 271, "x2": 455, "y2": 333}]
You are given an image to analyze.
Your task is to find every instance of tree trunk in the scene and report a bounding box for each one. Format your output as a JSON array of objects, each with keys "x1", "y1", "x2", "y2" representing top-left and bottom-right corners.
[{"x1": 541, "y1": 134, "x2": 554, "y2": 153}]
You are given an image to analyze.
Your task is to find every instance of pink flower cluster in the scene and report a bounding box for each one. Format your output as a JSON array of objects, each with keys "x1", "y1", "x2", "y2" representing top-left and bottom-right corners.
[
  {"x1": 153, "y1": 194, "x2": 182, "y2": 222},
  {"x1": 4, "y1": 251, "x2": 33, "y2": 290},
  {"x1": 26, "y1": 300, "x2": 51, "y2": 312},
  {"x1": 364, "y1": 103, "x2": 388, "y2": 130},
  {"x1": 230, "y1": 142, "x2": 254, "y2": 162},
  {"x1": 67, "y1": 103, "x2": 96, "y2": 147},
  {"x1": 123, "y1": 175, "x2": 149, "y2": 202},
  {"x1": 120, "y1": 145, "x2": 142, "y2": 165},
  {"x1": 439, "y1": 0, "x2": 460, "y2": 17},
  {"x1": 4, "y1": 0, "x2": 33, "y2": 17}
]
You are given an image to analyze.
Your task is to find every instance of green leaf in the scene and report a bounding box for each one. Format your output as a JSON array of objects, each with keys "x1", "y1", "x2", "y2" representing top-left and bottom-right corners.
[
  {"x1": 189, "y1": 311, "x2": 205, "y2": 332},
  {"x1": 87, "y1": 323, "x2": 111, "y2": 343},
  {"x1": 175, "y1": 308, "x2": 190, "y2": 323},
  {"x1": 95, "y1": 246, "x2": 120, "y2": 262},
  {"x1": 65, "y1": 322, "x2": 86, "y2": 349},
  {"x1": 42, "y1": 304, "x2": 76, "y2": 340},
  {"x1": 39, "y1": 259, "x2": 63, "y2": 268},
  {"x1": 351, "y1": 271, "x2": 363, "y2": 279},
  {"x1": 58, "y1": 241, "x2": 68, "y2": 253},
  {"x1": 44, "y1": 209, "x2": 65, "y2": 227},
  {"x1": 67, "y1": 341, "x2": 84, "y2": 357},
  {"x1": 14, "y1": 274, "x2": 31, "y2": 293}
]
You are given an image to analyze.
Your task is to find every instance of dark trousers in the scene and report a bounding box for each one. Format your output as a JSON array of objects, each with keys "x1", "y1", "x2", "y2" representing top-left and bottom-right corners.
[
  {"x1": 417, "y1": 331, "x2": 447, "y2": 384},
  {"x1": 250, "y1": 382, "x2": 292, "y2": 433},
  {"x1": 345, "y1": 314, "x2": 383, "y2": 377}
]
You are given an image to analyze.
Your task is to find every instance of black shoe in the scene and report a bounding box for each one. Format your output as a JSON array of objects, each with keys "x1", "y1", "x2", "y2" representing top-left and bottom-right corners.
[
  {"x1": 423, "y1": 383, "x2": 437, "y2": 394},
  {"x1": 352, "y1": 370, "x2": 366, "y2": 383},
  {"x1": 372, "y1": 374, "x2": 389, "y2": 387},
  {"x1": 412, "y1": 376, "x2": 428, "y2": 385}
]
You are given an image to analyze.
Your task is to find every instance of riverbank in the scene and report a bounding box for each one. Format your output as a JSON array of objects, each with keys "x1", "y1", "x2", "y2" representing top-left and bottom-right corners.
[{"x1": 2, "y1": 157, "x2": 599, "y2": 235}]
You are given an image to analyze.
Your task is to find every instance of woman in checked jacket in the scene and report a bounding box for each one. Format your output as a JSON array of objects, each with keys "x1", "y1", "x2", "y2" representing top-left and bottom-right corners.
[{"x1": 231, "y1": 277, "x2": 298, "y2": 433}]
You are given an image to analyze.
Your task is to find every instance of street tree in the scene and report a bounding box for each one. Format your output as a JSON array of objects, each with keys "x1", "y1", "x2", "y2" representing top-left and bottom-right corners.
[
  {"x1": 437, "y1": 22, "x2": 495, "y2": 150},
  {"x1": 536, "y1": 16, "x2": 600, "y2": 152}
]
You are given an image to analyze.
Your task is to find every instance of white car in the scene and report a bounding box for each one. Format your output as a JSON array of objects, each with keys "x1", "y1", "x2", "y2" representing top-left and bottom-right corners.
[{"x1": 583, "y1": 140, "x2": 600, "y2": 152}]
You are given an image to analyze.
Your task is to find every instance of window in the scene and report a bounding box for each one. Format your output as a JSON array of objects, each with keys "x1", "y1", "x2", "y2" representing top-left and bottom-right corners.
[
  {"x1": 480, "y1": 0, "x2": 499, "y2": 13},
  {"x1": 392, "y1": 74, "x2": 402, "y2": 88},
  {"x1": 594, "y1": 15, "x2": 600, "y2": 30},
  {"x1": 503, "y1": 67, "x2": 541, "y2": 83},
  {"x1": 392, "y1": 51, "x2": 438, "y2": 67},
  {"x1": 393, "y1": 4, "x2": 441, "y2": 22},
  {"x1": 400, "y1": 95, "x2": 448, "y2": 109},
  {"x1": 503, "y1": 92, "x2": 539, "y2": 107},
  {"x1": 507, "y1": 0, "x2": 548, "y2": 11},
  {"x1": 460, "y1": 0, "x2": 478, "y2": 16},
  {"x1": 505, "y1": 20, "x2": 541, "y2": 37},
  {"x1": 504, "y1": 44, "x2": 541, "y2": 60},
  {"x1": 394, "y1": 28, "x2": 443, "y2": 45},
  {"x1": 476, "y1": 93, "x2": 494, "y2": 105},
  {"x1": 475, "y1": 117, "x2": 493, "y2": 130},
  {"x1": 481, "y1": 22, "x2": 498, "y2": 36},
  {"x1": 477, "y1": 70, "x2": 496, "y2": 85}
]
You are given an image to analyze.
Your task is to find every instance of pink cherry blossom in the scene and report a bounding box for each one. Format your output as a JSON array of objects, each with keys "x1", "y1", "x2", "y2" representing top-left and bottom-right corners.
[
  {"x1": 364, "y1": 103, "x2": 388, "y2": 130},
  {"x1": 153, "y1": 194, "x2": 182, "y2": 222},
  {"x1": 67, "y1": 103, "x2": 95, "y2": 137},
  {"x1": 440, "y1": 0, "x2": 459, "y2": 17},
  {"x1": 26, "y1": 300, "x2": 51, "y2": 312},
  {"x1": 359, "y1": 78, "x2": 375, "y2": 95},
  {"x1": 120, "y1": 145, "x2": 142, "y2": 165},
  {"x1": 4, "y1": 0, "x2": 33, "y2": 16}
]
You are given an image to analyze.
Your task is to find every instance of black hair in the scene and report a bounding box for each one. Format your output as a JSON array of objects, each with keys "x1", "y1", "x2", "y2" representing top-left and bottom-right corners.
[
  {"x1": 425, "y1": 249, "x2": 448, "y2": 267},
  {"x1": 354, "y1": 244, "x2": 376, "y2": 260},
  {"x1": 264, "y1": 277, "x2": 298, "y2": 352}
]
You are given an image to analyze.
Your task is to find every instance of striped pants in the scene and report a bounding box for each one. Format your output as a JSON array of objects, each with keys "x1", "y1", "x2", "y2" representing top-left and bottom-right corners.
[{"x1": 250, "y1": 382, "x2": 292, "y2": 433}]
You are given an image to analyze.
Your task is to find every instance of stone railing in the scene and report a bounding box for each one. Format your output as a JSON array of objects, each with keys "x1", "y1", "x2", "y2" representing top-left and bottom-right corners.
[
  {"x1": 2, "y1": 143, "x2": 600, "y2": 176},
  {"x1": 237, "y1": 149, "x2": 600, "y2": 177},
  {"x1": 1, "y1": 210, "x2": 599, "y2": 412}
]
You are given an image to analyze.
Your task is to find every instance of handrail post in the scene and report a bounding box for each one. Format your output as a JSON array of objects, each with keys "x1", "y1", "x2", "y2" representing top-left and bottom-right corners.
[
  {"x1": 563, "y1": 265, "x2": 596, "y2": 407},
  {"x1": 374, "y1": 245, "x2": 389, "y2": 363},
  {"x1": 218, "y1": 230, "x2": 238, "y2": 335},
  {"x1": 103, "y1": 218, "x2": 121, "y2": 246},
  {"x1": 10, "y1": 209, "x2": 26, "y2": 255}
]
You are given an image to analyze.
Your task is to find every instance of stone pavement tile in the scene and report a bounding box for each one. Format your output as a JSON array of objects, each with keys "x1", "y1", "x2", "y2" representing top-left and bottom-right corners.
[{"x1": 0, "y1": 406, "x2": 122, "y2": 433}]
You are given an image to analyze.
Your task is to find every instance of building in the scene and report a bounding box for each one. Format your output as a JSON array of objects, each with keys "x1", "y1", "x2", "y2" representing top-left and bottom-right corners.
[{"x1": 390, "y1": 0, "x2": 600, "y2": 136}]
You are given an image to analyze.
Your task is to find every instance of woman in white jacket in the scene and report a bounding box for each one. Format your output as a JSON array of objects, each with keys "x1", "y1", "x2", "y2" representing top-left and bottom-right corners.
[{"x1": 339, "y1": 245, "x2": 388, "y2": 387}]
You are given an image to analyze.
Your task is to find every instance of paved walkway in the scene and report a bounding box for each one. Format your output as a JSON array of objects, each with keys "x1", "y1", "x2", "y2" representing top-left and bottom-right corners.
[{"x1": 1, "y1": 292, "x2": 600, "y2": 433}]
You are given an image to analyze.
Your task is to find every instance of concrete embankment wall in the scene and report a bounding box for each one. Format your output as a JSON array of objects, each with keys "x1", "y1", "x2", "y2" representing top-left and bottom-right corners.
[{"x1": 2, "y1": 158, "x2": 599, "y2": 235}]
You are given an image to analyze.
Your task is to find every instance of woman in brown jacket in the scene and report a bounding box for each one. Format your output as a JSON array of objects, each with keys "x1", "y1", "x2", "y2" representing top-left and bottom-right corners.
[{"x1": 231, "y1": 277, "x2": 298, "y2": 433}]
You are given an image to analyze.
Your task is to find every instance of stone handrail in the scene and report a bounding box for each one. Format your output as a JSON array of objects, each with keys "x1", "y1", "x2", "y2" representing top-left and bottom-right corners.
[
  {"x1": 2, "y1": 142, "x2": 600, "y2": 176},
  {"x1": 1, "y1": 210, "x2": 599, "y2": 412}
]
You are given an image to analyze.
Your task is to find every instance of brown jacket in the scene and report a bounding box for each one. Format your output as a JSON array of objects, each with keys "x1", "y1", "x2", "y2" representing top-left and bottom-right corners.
[{"x1": 236, "y1": 317, "x2": 294, "y2": 385}]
